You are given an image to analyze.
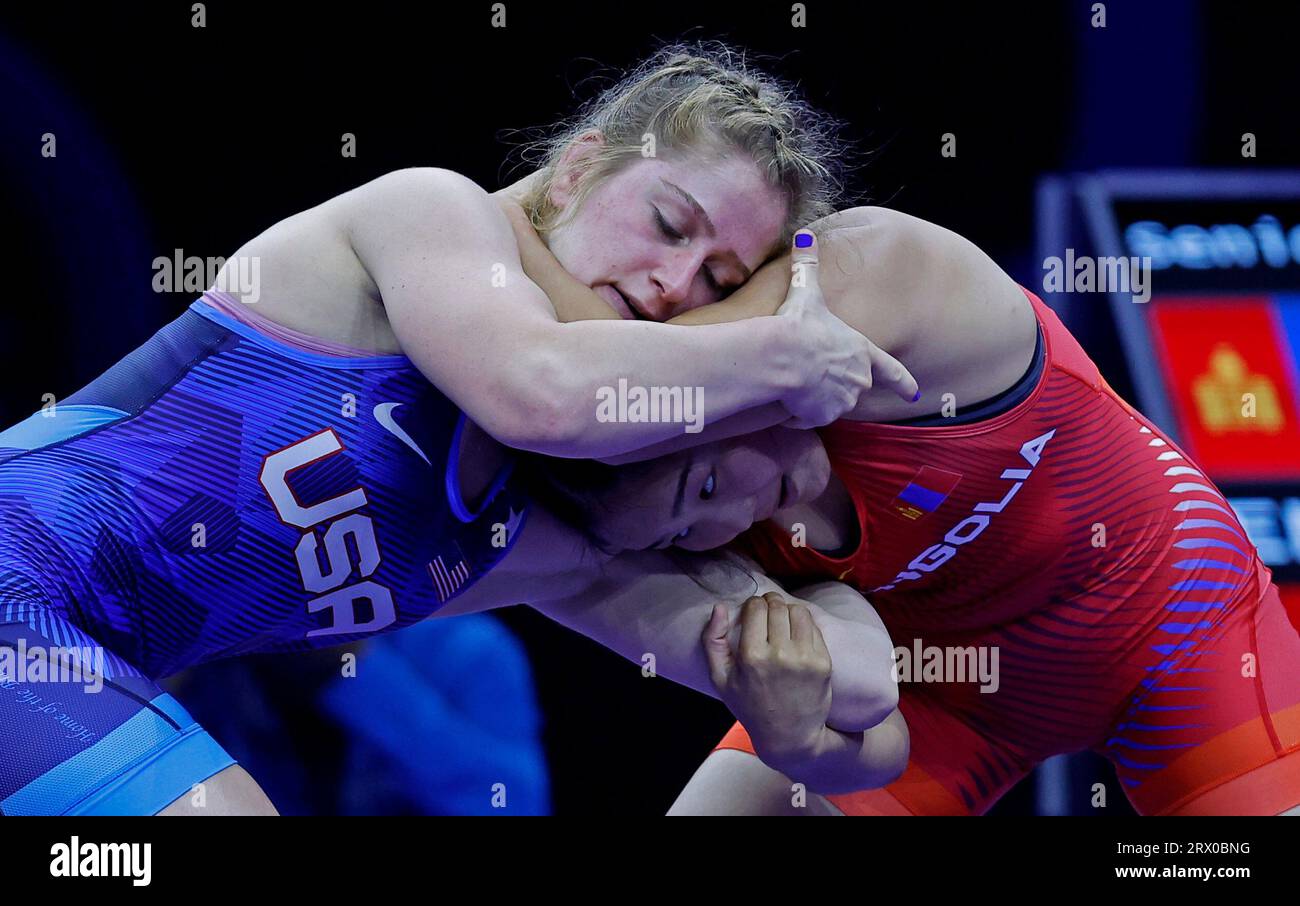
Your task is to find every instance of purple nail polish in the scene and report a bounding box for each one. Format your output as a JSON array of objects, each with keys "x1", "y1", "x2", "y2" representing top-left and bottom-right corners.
[
  {"x1": 794, "y1": 232, "x2": 813, "y2": 248},
  {"x1": 912, "y1": 389, "x2": 922, "y2": 402}
]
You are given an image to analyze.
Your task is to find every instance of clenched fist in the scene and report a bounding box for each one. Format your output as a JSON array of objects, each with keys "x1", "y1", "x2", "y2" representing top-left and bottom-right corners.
[{"x1": 703, "y1": 592, "x2": 833, "y2": 765}]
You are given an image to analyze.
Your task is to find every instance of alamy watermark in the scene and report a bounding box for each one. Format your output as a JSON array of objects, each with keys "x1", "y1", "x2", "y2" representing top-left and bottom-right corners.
[
  {"x1": 50, "y1": 837, "x2": 151, "y2": 886},
  {"x1": 596, "y1": 379, "x2": 704, "y2": 434},
  {"x1": 891, "y1": 639, "x2": 1000, "y2": 693},
  {"x1": 1042, "y1": 249, "x2": 1152, "y2": 303},
  {"x1": 152, "y1": 250, "x2": 261, "y2": 302},
  {"x1": 0, "y1": 639, "x2": 105, "y2": 693}
]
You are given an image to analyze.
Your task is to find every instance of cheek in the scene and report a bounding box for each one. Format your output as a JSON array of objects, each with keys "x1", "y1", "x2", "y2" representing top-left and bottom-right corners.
[
  {"x1": 798, "y1": 439, "x2": 831, "y2": 487},
  {"x1": 580, "y1": 209, "x2": 650, "y2": 275},
  {"x1": 726, "y1": 447, "x2": 780, "y2": 486},
  {"x1": 738, "y1": 458, "x2": 785, "y2": 502}
]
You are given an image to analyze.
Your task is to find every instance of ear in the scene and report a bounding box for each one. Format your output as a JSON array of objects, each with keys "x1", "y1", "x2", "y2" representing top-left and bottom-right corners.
[{"x1": 549, "y1": 130, "x2": 607, "y2": 210}]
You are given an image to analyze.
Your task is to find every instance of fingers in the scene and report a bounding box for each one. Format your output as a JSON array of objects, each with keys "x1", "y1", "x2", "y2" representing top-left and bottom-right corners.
[
  {"x1": 786, "y1": 602, "x2": 828, "y2": 665},
  {"x1": 495, "y1": 196, "x2": 529, "y2": 228},
  {"x1": 843, "y1": 367, "x2": 876, "y2": 394},
  {"x1": 737, "y1": 593, "x2": 827, "y2": 660},
  {"x1": 787, "y1": 600, "x2": 814, "y2": 645},
  {"x1": 702, "y1": 603, "x2": 734, "y2": 690},
  {"x1": 764, "y1": 591, "x2": 790, "y2": 644},
  {"x1": 789, "y1": 230, "x2": 821, "y2": 296},
  {"x1": 868, "y1": 342, "x2": 921, "y2": 403},
  {"x1": 791, "y1": 229, "x2": 819, "y2": 272},
  {"x1": 800, "y1": 607, "x2": 831, "y2": 660},
  {"x1": 833, "y1": 344, "x2": 920, "y2": 406},
  {"x1": 781, "y1": 381, "x2": 859, "y2": 429},
  {"x1": 499, "y1": 199, "x2": 545, "y2": 256},
  {"x1": 738, "y1": 596, "x2": 769, "y2": 660},
  {"x1": 760, "y1": 593, "x2": 823, "y2": 657}
]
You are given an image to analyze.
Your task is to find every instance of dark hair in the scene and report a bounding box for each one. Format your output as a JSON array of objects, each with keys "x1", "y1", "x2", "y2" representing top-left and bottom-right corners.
[
  {"x1": 515, "y1": 453, "x2": 648, "y2": 554},
  {"x1": 517, "y1": 452, "x2": 761, "y2": 596}
]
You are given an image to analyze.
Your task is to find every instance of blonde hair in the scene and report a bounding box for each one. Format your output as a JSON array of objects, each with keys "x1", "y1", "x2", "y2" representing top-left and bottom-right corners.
[{"x1": 511, "y1": 41, "x2": 852, "y2": 250}]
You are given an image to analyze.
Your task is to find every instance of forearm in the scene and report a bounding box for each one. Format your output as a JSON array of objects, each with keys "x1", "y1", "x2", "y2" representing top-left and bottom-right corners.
[
  {"x1": 807, "y1": 607, "x2": 898, "y2": 734},
  {"x1": 511, "y1": 315, "x2": 799, "y2": 458},
  {"x1": 495, "y1": 206, "x2": 799, "y2": 456},
  {"x1": 530, "y1": 550, "x2": 889, "y2": 730},
  {"x1": 596, "y1": 402, "x2": 790, "y2": 465},
  {"x1": 353, "y1": 169, "x2": 807, "y2": 461},
  {"x1": 761, "y1": 708, "x2": 909, "y2": 795},
  {"x1": 508, "y1": 239, "x2": 798, "y2": 463},
  {"x1": 794, "y1": 581, "x2": 899, "y2": 732},
  {"x1": 667, "y1": 261, "x2": 790, "y2": 325}
]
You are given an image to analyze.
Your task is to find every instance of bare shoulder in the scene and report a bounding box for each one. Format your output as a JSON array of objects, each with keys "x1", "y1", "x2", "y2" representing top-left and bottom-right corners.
[
  {"x1": 346, "y1": 166, "x2": 485, "y2": 204},
  {"x1": 805, "y1": 207, "x2": 944, "y2": 352},
  {"x1": 810, "y1": 206, "x2": 1026, "y2": 348},
  {"x1": 810, "y1": 207, "x2": 1036, "y2": 421},
  {"x1": 812, "y1": 206, "x2": 999, "y2": 302},
  {"x1": 340, "y1": 167, "x2": 508, "y2": 242}
]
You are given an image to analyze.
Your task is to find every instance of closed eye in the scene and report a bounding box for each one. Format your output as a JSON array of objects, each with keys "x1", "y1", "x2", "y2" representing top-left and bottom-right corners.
[
  {"x1": 655, "y1": 207, "x2": 724, "y2": 294},
  {"x1": 654, "y1": 206, "x2": 684, "y2": 242}
]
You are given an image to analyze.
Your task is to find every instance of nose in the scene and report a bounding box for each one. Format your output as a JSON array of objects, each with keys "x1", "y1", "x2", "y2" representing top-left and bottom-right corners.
[
  {"x1": 649, "y1": 249, "x2": 706, "y2": 317},
  {"x1": 719, "y1": 501, "x2": 762, "y2": 537}
]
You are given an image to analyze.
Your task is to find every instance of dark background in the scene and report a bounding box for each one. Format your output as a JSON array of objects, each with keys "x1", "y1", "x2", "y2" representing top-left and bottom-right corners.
[{"x1": 2, "y1": 0, "x2": 1297, "y2": 814}]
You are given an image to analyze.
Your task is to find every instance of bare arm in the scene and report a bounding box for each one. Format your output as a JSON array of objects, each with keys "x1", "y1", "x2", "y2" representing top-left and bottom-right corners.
[
  {"x1": 496, "y1": 195, "x2": 623, "y2": 323},
  {"x1": 769, "y1": 707, "x2": 911, "y2": 795},
  {"x1": 343, "y1": 168, "x2": 877, "y2": 458},
  {"x1": 496, "y1": 198, "x2": 923, "y2": 462},
  {"x1": 431, "y1": 503, "x2": 902, "y2": 787},
  {"x1": 674, "y1": 207, "x2": 1035, "y2": 423},
  {"x1": 700, "y1": 591, "x2": 908, "y2": 794},
  {"x1": 717, "y1": 583, "x2": 909, "y2": 793},
  {"x1": 432, "y1": 505, "x2": 895, "y2": 730},
  {"x1": 527, "y1": 545, "x2": 898, "y2": 733},
  {"x1": 531, "y1": 202, "x2": 1034, "y2": 426}
]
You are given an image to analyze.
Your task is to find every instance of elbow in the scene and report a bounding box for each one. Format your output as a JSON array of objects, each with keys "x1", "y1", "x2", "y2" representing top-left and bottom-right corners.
[
  {"x1": 876, "y1": 708, "x2": 910, "y2": 786},
  {"x1": 868, "y1": 681, "x2": 900, "y2": 733},
  {"x1": 861, "y1": 680, "x2": 900, "y2": 734},
  {"x1": 831, "y1": 672, "x2": 899, "y2": 735},
  {"x1": 827, "y1": 709, "x2": 910, "y2": 793}
]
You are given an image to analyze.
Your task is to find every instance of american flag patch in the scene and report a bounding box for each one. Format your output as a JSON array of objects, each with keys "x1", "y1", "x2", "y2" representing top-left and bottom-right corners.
[{"x1": 428, "y1": 549, "x2": 470, "y2": 602}]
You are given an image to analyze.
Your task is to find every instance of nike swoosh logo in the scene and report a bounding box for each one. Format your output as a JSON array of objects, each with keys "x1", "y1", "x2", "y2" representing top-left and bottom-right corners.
[{"x1": 373, "y1": 402, "x2": 430, "y2": 465}]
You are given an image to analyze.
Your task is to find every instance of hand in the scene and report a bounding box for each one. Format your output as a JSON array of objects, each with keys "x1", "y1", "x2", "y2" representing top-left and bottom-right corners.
[
  {"x1": 703, "y1": 593, "x2": 833, "y2": 765},
  {"x1": 493, "y1": 170, "x2": 546, "y2": 208},
  {"x1": 495, "y1": 195, "x2": 535, "y2": 246},
  {"x1": 776, "y1": 231, "x2": 918, "y2": 428},
  {"x1": 494, "y1": 194, "x2": 622, "y2": 323}
]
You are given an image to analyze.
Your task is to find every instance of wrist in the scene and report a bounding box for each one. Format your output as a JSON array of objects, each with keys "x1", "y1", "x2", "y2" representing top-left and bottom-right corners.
[
  {"x1": 748, "y1": 720, "x2": 828, "y2": 773},
  {"x1": 751, "y1": 316, "x2": 805, "y2": 398}
]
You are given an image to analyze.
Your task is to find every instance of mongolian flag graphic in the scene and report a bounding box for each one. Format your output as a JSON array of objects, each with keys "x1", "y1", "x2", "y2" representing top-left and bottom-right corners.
[
  {"x1": 890, "y1": 466, "x2": 963, "y2": 521},
  {"x1": 1149, "y1": 295, "x2": 1300, "y2": 481}
]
